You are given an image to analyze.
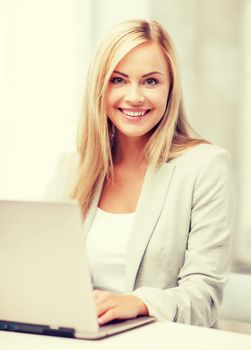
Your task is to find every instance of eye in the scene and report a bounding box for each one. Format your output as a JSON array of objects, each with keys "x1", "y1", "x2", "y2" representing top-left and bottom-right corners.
[
  {"x1": 110, "y1": 76, "x2": 126, "y2": 85},
  {"x1": 143, "y1": 78, "x2": 159, "y2": 86}
]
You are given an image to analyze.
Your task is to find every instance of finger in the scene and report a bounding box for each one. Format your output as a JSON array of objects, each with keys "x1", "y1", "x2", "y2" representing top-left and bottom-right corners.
[
  {"x1": 96, "y1": 301, "x2": 111, "y2": 317},
  {"x1": 98, "y1": 308, "x2": 119, "y2": 326}
]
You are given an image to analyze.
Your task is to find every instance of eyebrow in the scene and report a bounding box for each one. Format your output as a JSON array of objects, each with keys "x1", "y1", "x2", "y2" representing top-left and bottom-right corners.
[{"x1": 113, "y1": 70, "x2": 163, "y2": 77}]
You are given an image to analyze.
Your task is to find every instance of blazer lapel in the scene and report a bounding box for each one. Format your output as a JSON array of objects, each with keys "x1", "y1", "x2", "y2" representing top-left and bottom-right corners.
[{"x1": 126, "y1": 162, "x2": 175, "y2": 291}]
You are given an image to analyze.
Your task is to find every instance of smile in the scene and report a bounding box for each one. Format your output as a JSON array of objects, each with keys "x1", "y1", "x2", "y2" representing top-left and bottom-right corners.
[{"x1": 118, "y1": 108, "x2": 151, "y2": 117}]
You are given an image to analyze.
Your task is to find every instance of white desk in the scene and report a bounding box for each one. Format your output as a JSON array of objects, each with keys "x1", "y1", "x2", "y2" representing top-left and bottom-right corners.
[{"x1": 1, "y1": 322, "x2": 251, "y2": 350}]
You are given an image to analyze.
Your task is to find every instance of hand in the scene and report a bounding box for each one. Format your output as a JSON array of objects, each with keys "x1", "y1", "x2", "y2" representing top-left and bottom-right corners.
[{"x1": 93, "y1": 290, "x2": 149, "y2": 325}]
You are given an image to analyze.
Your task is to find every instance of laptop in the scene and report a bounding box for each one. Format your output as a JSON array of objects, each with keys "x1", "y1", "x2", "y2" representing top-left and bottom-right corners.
[{"x1": 0, "y1": 199, "x2": 154, "y2": 339}]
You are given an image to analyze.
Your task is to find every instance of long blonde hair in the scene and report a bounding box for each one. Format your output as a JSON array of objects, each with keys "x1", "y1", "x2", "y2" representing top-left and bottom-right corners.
[{"x1": 71, "y1": 19, "x2": 207, "y2": 215}]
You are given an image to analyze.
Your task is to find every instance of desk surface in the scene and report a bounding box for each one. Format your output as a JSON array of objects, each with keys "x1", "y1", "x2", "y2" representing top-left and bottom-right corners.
[{"x1": 1, "y1": 322, "x2": 251, "y2": 350}]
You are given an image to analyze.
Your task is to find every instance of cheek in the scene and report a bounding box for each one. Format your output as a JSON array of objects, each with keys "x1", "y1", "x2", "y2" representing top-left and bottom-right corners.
[
  {"x1": 106, "y1": 89, "x2": 121, "y2": 109},
  {"x1": 148, "y1": 88, "x2": 169, "y2": 111}
]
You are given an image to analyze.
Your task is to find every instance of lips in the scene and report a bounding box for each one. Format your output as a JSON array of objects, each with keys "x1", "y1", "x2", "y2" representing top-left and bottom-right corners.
[{"x1": 118, "y1": 108, "x2": 151, "y2": 117}]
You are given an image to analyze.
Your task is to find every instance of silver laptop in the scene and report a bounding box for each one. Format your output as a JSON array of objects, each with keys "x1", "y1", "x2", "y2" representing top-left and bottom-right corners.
[{"x1": 0, "y1": 200, "x2": 154, "y2": 339}]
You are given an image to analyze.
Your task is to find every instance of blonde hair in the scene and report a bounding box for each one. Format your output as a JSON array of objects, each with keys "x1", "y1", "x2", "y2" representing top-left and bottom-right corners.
[{"x1": 71, "y1": 19, "x2": 207, "y2": 215}]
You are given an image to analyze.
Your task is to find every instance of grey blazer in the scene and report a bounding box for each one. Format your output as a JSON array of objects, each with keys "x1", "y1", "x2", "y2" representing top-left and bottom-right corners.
[{"x1": 44, "y1": 144, "x2": 234, "y2": 327}]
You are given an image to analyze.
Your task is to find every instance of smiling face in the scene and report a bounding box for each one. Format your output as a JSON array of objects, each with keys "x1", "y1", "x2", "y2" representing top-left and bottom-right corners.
[{"x1": 105, "y1": 41, "x2": 171, "y2": 143}]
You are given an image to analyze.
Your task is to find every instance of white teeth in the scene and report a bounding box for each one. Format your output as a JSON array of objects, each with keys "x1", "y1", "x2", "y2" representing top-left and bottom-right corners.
[{"x1": 121, "y1": 109, "x2": 148, "y2": 117}]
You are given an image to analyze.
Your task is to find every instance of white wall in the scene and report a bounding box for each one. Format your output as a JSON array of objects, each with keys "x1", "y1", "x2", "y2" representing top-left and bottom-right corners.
[
  {"x1": 92, "y1": 0, "x2": 151, "y2": 43},
  {"x1": 0, "y1": 0, "x2": 92, "y2": 200}
]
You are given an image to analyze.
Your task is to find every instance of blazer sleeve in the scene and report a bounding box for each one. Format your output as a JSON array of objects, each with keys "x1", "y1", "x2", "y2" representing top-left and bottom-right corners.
[{"x1": 131, "y1": 149, "x2": 235, "y2": 326}]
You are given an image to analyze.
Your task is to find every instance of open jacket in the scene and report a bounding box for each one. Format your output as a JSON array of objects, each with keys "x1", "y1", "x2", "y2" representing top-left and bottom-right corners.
[{"x1": 44, "y1": 144, "x2": 235, "y2": 327}]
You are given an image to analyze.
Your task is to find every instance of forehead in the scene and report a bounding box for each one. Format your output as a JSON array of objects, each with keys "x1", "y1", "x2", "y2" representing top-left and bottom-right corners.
[{"x1": 114, "y1": 41, "x2": 169, "y2": 76}]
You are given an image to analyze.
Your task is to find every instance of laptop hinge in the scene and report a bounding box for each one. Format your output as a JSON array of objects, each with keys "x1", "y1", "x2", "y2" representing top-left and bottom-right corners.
[{"x1": 0, "y1": 320, "x2": 75, "y2": 338}]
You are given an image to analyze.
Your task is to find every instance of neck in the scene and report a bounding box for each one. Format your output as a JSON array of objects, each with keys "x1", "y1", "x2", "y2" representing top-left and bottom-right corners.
[{"x1": 114, "y1": 133, "x2": 148, "y2": 167}]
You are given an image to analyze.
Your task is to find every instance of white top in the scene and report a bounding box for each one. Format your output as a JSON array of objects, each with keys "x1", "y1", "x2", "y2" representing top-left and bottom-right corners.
[{"x1": 86, "y1": 208, "x2": 135, "y2": 294}]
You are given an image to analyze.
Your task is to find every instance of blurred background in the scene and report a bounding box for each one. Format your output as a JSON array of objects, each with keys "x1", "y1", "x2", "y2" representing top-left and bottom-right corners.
[{"x1": 0, "y1": 0, "x2": 250, "y2": 273}]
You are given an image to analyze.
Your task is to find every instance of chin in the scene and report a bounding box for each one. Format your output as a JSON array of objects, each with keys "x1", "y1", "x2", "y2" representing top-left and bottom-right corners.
[{"x1": 118, "y1": 129, "x2": 151, "y2": 139}]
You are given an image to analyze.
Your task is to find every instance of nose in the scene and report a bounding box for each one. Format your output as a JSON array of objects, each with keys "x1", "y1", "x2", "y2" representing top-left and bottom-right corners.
[{"x1": 124, "y1": 83, "x2": 145, "y2": 105}]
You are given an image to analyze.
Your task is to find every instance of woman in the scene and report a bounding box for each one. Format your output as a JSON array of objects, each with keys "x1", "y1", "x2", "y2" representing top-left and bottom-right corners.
[{"x1": 45, "y1": 19, "x2": 234, "y2": 327}]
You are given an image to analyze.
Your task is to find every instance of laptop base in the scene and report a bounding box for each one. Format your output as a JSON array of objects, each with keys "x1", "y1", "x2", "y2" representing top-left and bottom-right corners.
[{"x1": 0, "y1": 316, "x2": 155, "y2": 340}]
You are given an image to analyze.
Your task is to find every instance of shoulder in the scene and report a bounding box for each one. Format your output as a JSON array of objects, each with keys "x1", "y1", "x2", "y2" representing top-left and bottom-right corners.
[
  {"x1": 43, "y1": 151, "x2": 80, "y2": 201},
  {"x1": 56, "y1": 151, "x2": 80, "y2": 173},
  {"x1": 163, "y1": 143, "x2": 234, "y2": 195},
  {"x1": 52, "y1": 151, "x2": 80, "y2": 185},
  {"x1": 170, "y1": 143, "x2": 232, "y2": 175},
  {"x1": 171, "y1": 143, "x2": 231, "y2": 164}
]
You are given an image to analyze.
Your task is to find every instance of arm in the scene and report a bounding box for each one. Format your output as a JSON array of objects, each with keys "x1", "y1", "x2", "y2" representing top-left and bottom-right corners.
[{"x1": 131, "y1": 149, "x2": 235, "y2": 326}]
